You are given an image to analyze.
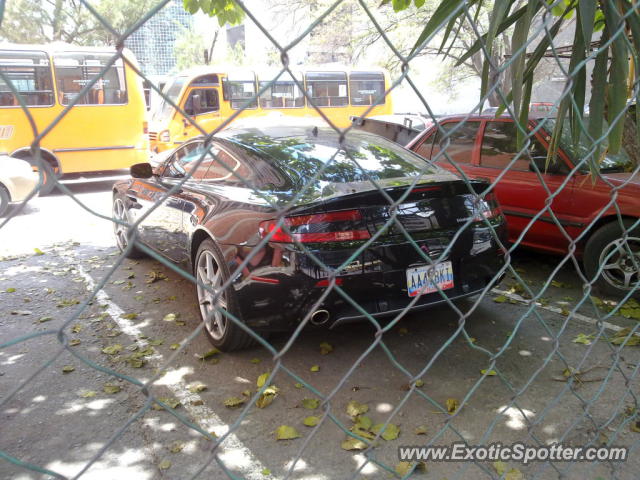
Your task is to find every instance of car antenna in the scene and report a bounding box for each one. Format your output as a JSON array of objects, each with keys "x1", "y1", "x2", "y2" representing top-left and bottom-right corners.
[{"x1": 311, "y1": 126, "x2": 318, "y2": 137}]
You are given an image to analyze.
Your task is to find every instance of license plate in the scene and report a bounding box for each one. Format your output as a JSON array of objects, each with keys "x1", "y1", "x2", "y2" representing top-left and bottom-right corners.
[{"x1": 406, "y1": 261, "x2": 454, "y2": 297}]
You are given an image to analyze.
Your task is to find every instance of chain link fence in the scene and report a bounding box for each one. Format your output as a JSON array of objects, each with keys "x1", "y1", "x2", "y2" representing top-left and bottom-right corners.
[{"x1": 1, "y1": 0, "x2": 640, "y2": 478}]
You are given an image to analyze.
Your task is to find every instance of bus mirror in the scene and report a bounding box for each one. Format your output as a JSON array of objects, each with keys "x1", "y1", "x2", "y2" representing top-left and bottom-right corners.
[
  {"x1": 130, "y1": 162, "x2": 153, "y2": 179},
  {"x1": 222, "y1": 79, "x2": 229, "y2": 100},
  {"x1": 191, "y1": 94, "x2": 201, "y2": 116}
]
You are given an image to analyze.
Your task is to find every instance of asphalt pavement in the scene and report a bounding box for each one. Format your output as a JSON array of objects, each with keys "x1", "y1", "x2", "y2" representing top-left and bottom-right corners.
[{"x1": 1, "y1": 180, "x2": 639, "y2": 480}]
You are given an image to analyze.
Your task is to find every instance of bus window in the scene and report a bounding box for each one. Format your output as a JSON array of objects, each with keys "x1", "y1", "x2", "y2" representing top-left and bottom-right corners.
[
  {"x1": 53, "y1": 52, "x2": 127, "y2": 106},
  {"x1": 184, "y1": 89, "x2": 219, "y2": 116},
  {"x1": 0, "y1": 50, "x2": 54, "y2": 107},
  {"x1": 305, "y1": 71, "x2": 348, "y2": 107},
  {"x1": 259, "y1": 72, "x2": 304, "y2": 108},
  {"x1": 223, "y1": 77, "x2": 257, "y2": 109},
  {"x1": 349, "y1": 71, "x2": 385, "y2": 106}
]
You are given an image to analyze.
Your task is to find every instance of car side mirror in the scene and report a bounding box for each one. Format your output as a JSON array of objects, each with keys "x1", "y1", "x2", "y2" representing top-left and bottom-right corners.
[{"x1": 130, "y1": 162, "x2": 153, "y2": 179}]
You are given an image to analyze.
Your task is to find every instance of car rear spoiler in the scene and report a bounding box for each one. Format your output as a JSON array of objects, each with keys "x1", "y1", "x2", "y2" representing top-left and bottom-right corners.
[{"x1": 349, "y1": 116, "x2": 420, "y2": 145}]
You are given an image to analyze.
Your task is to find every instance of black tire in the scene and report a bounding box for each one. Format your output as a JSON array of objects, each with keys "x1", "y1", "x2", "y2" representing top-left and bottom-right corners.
[
  {"x1": 22, "y1": 156, "x2": 58, "y2": 195},
  {"x1": 112, "y1": 195, "x2": 145, "y2": 259},
  {"x1": 195, "y1": 238, "x2": 256, "y2": 351},
  {"x1": 0, "y1": 185, "x2": 9, "y2": 217},
  {"x1": 584, "y1": 220, "x2": 640, "y2": 298}
]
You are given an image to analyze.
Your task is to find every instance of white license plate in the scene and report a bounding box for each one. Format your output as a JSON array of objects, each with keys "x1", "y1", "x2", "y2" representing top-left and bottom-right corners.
[{"x1": 406, "y1": 261, "x2": 454, "y2": 297}]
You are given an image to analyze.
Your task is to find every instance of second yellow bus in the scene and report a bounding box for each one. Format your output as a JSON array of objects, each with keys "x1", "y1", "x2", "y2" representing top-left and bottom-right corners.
[{"x1": 148, "y1": 67, "x2": 393, "y2": 152}]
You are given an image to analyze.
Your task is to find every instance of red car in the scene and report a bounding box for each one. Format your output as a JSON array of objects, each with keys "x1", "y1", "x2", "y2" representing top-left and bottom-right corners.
[{"x1": 404, "y1": 115, "x2": 639, "y2": 297}]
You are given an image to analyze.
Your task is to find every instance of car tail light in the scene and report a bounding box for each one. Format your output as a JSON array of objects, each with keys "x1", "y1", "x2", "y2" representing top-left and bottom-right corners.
[
  {"x1": 259, "y1": 209, "x2": 370, "y2": 243},
  {"x1": 412, "y1": 185, "x2": 440, "y2": 193},
  {"x1": 159, "y1": 130, "x2": 170, "y2": 143},
  {"x1": 143, "y1": 121, "x2": 148, "y2": 134},
  {"x1": 315, "y1": 278, "x2": 343, "y2": 287},
  {"x1": 477, "y1": 192, "x2": 502, "y2": 220}
]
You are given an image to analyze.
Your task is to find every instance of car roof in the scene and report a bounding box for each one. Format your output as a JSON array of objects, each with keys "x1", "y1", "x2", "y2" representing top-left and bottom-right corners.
[
  {"x1": 217, "y1": 124, "x2": 379, "y2": 145},
  {"x1": 186, "y1": 122, "x2": 398, "y2": 149},
  {"x1": 434, "y1": 113, "x2": 554, "y2": 122}
]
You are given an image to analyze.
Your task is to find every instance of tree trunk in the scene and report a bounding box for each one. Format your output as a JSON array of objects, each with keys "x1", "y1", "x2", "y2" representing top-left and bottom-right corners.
[
  {"x1": 52, "y1": 0, "x2": 65, "y2": 41},
  {"x1": 622, "y1": 104, "x2": 640, "y2": 169},
  {"x1": 487, "y1": 63, "x2": 510, "y2": 107}
]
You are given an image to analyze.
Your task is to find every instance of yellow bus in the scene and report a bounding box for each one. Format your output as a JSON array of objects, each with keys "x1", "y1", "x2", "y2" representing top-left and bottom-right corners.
[
  {"x1": 0, "y1": 43, "x2": 148, "y2": 194},
  {"x1": 148, "y1": 67, "x2": 393, "y2": 152}
]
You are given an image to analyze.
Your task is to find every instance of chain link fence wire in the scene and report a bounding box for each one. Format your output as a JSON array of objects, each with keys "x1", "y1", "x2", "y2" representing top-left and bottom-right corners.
[{"x1": 1, "y1": 0, "x2": 640, "y2": 478}]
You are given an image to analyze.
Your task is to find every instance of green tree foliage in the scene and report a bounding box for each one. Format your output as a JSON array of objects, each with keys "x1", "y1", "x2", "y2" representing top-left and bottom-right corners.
[
  {"x1": 93, "y1": 0, "x2": 157, "y2": 44},
  {"x1": 391, "y1": 0, "x2": 640, "y2": 174},
  {"x1": 0, "y1": 0, "x2": 156, "y2": 45},
  {"x1": 182, "y1": 0, "x2": 245, "y2": 26},
  {"x1": 174, "y1": 27, "x2": 207, "y2": 70},
  {"x1": 0, "y1": 0, "x2": 101, "y2": 44}
]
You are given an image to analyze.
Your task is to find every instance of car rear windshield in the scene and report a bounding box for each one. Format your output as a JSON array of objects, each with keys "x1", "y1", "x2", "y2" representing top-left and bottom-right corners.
[{"x1": 224, "y1": 128, "x2": 445, "y2": 190}]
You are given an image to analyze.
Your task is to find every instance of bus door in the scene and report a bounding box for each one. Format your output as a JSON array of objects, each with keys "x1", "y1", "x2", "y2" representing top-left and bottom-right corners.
[{"x1": 179, "y1": 84, "x2": 221, "y2": 141}]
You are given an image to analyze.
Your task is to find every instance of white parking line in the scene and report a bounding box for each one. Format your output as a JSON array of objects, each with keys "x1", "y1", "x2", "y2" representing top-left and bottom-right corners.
[
  {"x1": 491, "y1": 288, "x2": 624, "y2": 333},
  {"x1": 76, "y1": 265, "x2": 270, "y2": 480}
]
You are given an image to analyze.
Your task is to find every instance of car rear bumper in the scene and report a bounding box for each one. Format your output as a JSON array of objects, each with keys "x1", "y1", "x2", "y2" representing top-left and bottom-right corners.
[
  {"x1": 328, "y1": 279, "x2": 502, "y2": 328},
  {"x1": 9, "y1": 173, "x2": 39, "y2": 201},
  {"x1": 0, "y1": 157, "x2": 39, "y2": 202},
  {"x1": 229, "y1": 224, "x2": 507, "y2": 331},
  {"x1": 302, "y1": 249, "x2": 504, "y2": 329}
]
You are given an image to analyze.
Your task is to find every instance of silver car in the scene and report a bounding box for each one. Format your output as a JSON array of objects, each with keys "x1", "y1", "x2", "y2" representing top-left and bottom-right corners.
[{"x1": 0, "y1": 155, "x2": 39, "y2": 216}]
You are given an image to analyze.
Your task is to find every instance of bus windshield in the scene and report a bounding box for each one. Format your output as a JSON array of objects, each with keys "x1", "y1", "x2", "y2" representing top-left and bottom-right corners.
[{"x1": 151, "y1": 76, "x2": 186, "y2": 122}]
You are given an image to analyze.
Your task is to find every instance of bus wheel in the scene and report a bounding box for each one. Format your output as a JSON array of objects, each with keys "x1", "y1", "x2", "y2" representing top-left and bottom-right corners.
[{"x1": 24, "y1": 158, "x2": 58, "y2": 195}]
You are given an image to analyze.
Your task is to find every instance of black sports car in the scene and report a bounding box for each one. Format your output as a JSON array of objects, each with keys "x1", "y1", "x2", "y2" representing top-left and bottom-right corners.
[{"x1": 112, "y1": 125, "x2": 506, "y2": 350}]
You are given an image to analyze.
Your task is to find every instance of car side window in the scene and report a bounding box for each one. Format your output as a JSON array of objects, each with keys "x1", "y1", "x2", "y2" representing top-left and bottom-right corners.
[
  {"x1": 203, "y1": 140, "x2": 292, "y2": 190},
  {"x1": 414, "y1": 131, "x2": 436, "y2": 159},
  {"x1": 184, "y1": 88, "x2": 219, "y2": 116},
  {"x1": 480, "y1": 121, "x2": 550, "y2": 172},
  {"x1": 164, "y1": 141, "x2": 205, "y2": 178},
  {"x1": 201, "y1": 145, "x2": 249, "y2": 183},
  {"x1": 427, "y1": 121, "x2": 481, "y2": 164}
]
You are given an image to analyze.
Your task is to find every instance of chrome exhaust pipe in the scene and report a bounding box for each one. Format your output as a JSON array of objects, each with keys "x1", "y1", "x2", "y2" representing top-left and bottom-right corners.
[{"x1": 310, "y1": 309, "x2": 330, "y2": 326}]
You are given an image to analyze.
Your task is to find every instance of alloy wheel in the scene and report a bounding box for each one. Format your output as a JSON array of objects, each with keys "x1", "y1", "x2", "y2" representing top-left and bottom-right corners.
[
  {"x1": 196, "y1": 249, "x2": 228, "y2": 340},
  {"x1": 113, "y1": 198, "x2": 130, "y2": 252},
  {"x1": 599, "y1": 237, "x2": 640, "y2": 291}
]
